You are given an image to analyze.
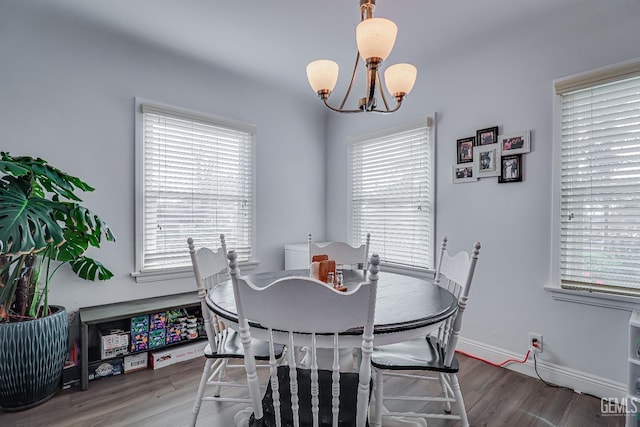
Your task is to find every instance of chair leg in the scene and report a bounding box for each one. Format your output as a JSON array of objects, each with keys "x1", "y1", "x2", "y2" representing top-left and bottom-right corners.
[
  {"x1": 191, "y1": 358, "x2": 215, "y2": 427},
  {"x1": 438, "y1": 372, "x2": 452, "y2": 413},
  {"x1": 233, "y1": 408, "x2": 253, "y2": 427},
  {"x1": 372, "y1": 369, "x2": 384, "y2": 427},
  {"x1": 214, "y1": 358, "x2": 230, "y2": 397},
  {"x1": 449, "y1": 373, "x2": 469, "y2": 427}
]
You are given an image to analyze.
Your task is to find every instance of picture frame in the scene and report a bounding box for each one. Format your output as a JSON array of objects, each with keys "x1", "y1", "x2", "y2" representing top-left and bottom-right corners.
[
  {"x1": 475, "y1": 126, "x2": 499, "y2": 146},
  {"x1": 452, "y1": 163, "x2": 477, "y2": 183},
  {"x1": 499, "y1": 154, "x2": 523, "y2": 183},
  {"x1": 456, "y1": 137, "x2": 475, "y2": 163},
  {"x1": 499, "y1": 130, "x2": 531, "y2": 155},
  {"x1": 474, "y1": 143, "x2": 501, "y2": 178}
]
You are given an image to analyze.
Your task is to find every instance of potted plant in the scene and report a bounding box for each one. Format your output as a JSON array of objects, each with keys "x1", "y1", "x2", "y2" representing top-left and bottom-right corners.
[{"x1": 0, "y1": 152, "x2": 115, "y2": 411}]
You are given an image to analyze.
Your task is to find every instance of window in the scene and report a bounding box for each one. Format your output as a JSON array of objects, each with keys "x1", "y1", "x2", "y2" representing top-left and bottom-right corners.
[
  {"x1": 349, "y1": 118, "x2": 435, "y2": 270},
  {"x1": 555, "y1": 61, "x2": 640, "y2": 297},
  {"x1": 134, "y1": 99, "x2": 255, "y2": 279}
]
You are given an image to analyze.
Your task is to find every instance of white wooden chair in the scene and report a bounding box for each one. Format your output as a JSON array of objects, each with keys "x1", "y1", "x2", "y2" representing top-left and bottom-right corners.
[
  {"x1": 229, "y1": 249, "x2": 380, "y2": 427},
  {"x1": 308, "y1": 233, "x2": 370, "y2": 271},
  {"x1": 187, "y1": 236, "x2": 284, "y2": 427},
  {"x1": 370, "y1": 237, "x2": 481, "y2": 427}
]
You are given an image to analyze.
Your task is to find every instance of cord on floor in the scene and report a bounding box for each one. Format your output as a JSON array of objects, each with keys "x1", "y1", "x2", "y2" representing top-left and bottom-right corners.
[
  {"x1": 457, "y1": 347, "x2": 580, "y2": 394},
  {"x1": 455, "y1": 348, "x2": 531, "y2": 368},
  {"x1": 532, "y1": 351, "x2": 563, "y2": 388}
]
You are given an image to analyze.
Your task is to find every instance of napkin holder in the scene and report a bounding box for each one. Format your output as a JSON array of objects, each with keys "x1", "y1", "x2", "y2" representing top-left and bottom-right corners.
[{"x1": 310, "y1": 255, "x2": 335, "y2": 283}]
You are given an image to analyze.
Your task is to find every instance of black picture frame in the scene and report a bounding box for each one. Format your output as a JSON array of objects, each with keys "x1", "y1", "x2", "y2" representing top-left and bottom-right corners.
[
  {"x1": 475, "y1": 126, "x2": 499, "y2": 146},
  {"x1": 456, "y1": 137, "x2": 475, "y2": 163},
  {"x1": 498, "y1": 154, "x2": 523, "y2": 183}
]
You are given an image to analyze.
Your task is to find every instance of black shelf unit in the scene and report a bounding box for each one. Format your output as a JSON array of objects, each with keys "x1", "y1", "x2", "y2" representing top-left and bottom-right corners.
[{"x1": 79, "y1": 292, "x2": 201, "y2": 390}]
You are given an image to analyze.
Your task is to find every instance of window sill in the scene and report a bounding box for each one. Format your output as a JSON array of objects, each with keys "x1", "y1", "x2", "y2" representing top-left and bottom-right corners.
[
  {"x1": 381, "y1": 262, "x2": 435, "y2": 280},
  {"x1": 131, "y1": 260, "x2": 260, "y2": 283},
  {"x1": 545, "y1": 284, "x2": 640, "y2": 311}
]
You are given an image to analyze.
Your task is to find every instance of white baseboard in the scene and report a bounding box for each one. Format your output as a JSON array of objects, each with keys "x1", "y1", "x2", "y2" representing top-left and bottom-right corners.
[{"x1": 456, "y1": 337, "x2": 626, "y2": 400}]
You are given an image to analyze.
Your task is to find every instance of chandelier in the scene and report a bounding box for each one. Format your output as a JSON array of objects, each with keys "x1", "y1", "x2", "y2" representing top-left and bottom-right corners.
[{"x1": 306, "y1": 0, "x2": 417, "y2": 114}]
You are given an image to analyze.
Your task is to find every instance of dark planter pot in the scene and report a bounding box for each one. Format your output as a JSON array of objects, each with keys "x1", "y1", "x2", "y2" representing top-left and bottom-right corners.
[{"x1": 0, "y1": 306, "x2": 69, "y2": 411}]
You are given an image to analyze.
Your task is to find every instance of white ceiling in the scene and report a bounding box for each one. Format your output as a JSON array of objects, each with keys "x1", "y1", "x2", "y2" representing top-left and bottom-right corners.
[{"x1": 35, "y1": 0, "x2": 590, "y2": 95}]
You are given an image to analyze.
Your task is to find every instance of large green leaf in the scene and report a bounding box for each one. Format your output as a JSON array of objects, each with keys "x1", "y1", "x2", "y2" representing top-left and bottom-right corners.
[
  {"x1": 0, "y1": 152, "x2": 94, "y2": 202},
  {"x1": 61, "y1": 203, "x2": 115, "y2": 245},
  {"x1": 0, "y1": 178, "x2": 67, "y2": 255},
  {"x1": 49, "y1": 203, "x2": 116, "y2": 281},
  {"x1": 0, "y1": 160, "x2": 29, "y2": 178},
  {"x1": 70, "y1": 256, "x2": 114, "y2": 281},
  {"x1": 52, "y1": 230, "x2": 89, "y2": 262}
]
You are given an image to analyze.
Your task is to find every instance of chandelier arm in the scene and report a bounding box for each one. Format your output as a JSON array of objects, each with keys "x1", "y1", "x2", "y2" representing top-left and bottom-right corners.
[
  {"x1": 365, "y1": 65, "x2": 378, "y2": 111},
  {"x1": 376, "y1": 69, "x2": 391, "y2": 111},
  {"x1": 371, "y1": 98, "x2": 403, "y2": 114},
  {"x1": 339, "y1": 52, "x2": 362, "y2": 111},
  {"x1": 323, "y1": 99, "x2": 364, "y2": 113}
]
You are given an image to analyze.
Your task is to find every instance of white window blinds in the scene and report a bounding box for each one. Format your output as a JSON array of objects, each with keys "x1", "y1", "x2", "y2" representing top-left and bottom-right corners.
[
  {"x1": 350, "y1": 120, "x2": 435, "y2": 269},
  {"x1": 139, "y1": 103, "x2": 254, "y2": 272},
  {"x1": 559, "y1": 75, "x2": 640, "y2": 295}
]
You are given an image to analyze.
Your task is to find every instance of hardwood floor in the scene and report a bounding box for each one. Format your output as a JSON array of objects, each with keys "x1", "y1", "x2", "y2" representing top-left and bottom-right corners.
[{"x1": 0, "y1": 354, "x2": 625, "y2": 427}]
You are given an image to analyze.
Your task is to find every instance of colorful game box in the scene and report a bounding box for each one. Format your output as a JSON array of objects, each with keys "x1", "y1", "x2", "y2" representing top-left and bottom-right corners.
[
  {"x1": 165, "y1": 309, "x2": 184, "y2": 325},
  {"x1": 130, "y1": 331, "x2": 149, "y2": 352},
  {"x1": 165, "y1": 325, "x2": 182, "y2": 344},
  {"x1": 130, "y1": 315, "x2": 149, "y2": 334},
  {"x1": 149, "y1": 329, "x2": 166, "y2": 349},
  {"x1": 149, "y1": 312, "x2": 167, "y2": 331}
]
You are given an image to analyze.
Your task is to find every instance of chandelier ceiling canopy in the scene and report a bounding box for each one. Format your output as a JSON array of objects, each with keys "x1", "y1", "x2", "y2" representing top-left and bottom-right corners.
[{"x1": 306, "y1": 0, "x2": 417, "y2": 114}]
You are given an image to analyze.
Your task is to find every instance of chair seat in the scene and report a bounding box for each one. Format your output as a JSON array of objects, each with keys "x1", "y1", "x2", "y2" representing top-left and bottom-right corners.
[
  {"x1": 371, "y1": 336, "x2": 459, "y2": 373},
  {"x1": 249, "y1": 366, "x2": 368, "y2": 427},
  {"x1": 204, "y1": 329, "x2": 285, "y2": 361}
]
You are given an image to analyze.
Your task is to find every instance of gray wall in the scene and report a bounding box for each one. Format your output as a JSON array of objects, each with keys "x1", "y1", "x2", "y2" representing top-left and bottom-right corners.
[
  {"x1": 0, "y1": 4, "x2": 326, "y2": 309},
  {"x1": 325, "y1": 0, "x2": 640, "y2": 385}
]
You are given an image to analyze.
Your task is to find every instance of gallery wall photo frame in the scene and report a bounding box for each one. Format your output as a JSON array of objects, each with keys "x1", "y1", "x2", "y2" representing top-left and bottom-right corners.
[
  {"x1": 474, "y1": 143, "x2": 501, "y2": 178},
  {"x1": 499, "y1": 154, "x2": 523, "y2": 183},
  {"x1": 499, "y1": 130, "x2": 531, "y2": 155},
  {"x1": 475, "y1": 126, "x2": 499, "y2": 146},
  {"x1": 456, "y1": 137, "x2": 475, "y2": 163},
  {"x1": 452, "y1": 163, "x2": 477, "y2": 183}
]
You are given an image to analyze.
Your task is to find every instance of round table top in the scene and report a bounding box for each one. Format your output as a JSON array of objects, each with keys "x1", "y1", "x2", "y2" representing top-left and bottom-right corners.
[{"x1": 206, "y1": 269, "x2": 458, "y2": 336}]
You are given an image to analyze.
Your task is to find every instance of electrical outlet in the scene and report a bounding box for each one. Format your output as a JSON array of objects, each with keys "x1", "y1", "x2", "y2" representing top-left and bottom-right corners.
[{"x1": 529, "y1": 332, "x2": 543, "y2": 353}]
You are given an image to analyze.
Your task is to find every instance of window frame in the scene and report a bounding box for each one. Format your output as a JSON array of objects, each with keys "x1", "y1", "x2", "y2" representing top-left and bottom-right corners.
[
  {"x1": 347, "y1": 117, "x2": 436, "y2": 274},
  {"x1": 548, "y1": 59, "x2": 640, "y2": 310},
  {"x1": 132, "y1": 98, "x2": 257, "y2": 283}
]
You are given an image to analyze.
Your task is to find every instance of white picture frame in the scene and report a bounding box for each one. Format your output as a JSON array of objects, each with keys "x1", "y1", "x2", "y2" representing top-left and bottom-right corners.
[
  {"x1": 499, "y1": 130, "x2": 531, "y2": 155},
  {"x1": 474, "y1": 143, "x2": 501, "y2": 178},
  {"x1": 452, "y1": 163, "x2": 477, "y2": 183}
]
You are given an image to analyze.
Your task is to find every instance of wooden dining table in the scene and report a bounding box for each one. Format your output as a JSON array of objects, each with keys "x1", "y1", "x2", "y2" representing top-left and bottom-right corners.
[
  {"x1": 206, "y1": 268, "x2": 458, "y2": 347},
  {"x1": 207, "y1": 268, "x2": 459, "y2": 427}
]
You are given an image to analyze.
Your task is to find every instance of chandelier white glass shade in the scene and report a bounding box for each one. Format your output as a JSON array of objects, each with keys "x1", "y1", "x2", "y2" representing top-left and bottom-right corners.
[
  {"x1": 306, "y1": 60, "x2": 339, "y2": 93},
  {"x1": 356, "y1": 18, "x2": 397, "y2": 62},
  {"x1": 306, "y1": 0, "x2": 417, "y2": 113},
  {"x1": 385, "y1": 63, "x2": 417, "y2": 96}
]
